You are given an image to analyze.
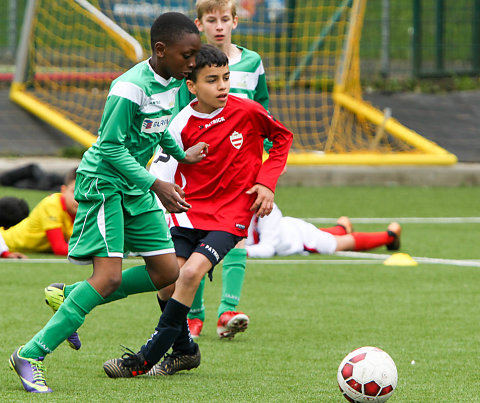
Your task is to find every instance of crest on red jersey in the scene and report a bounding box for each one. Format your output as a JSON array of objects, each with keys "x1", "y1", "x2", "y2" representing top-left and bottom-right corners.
[{"x1": 230, "y1": 131, "x2": 243, "y2": 149}]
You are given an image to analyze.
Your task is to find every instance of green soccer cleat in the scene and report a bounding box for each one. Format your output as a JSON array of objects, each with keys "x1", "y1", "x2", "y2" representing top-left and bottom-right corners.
[
  {"x1": 44, "y1": 283, "x2": 66, "y2": 312},
  {"x1": 44, "y1": 283, "x2": 82, "y2": 350}
]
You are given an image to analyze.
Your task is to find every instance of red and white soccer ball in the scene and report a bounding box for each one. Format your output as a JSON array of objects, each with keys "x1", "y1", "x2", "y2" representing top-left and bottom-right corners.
[{"x1": 337, "y1": 346, "x2": 398, "y2": 403}]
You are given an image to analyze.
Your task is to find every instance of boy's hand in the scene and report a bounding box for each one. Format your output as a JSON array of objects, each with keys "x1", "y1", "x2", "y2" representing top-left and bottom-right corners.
[
  {"x1": 246, "y1": 184, "x2": 274, "y2": 217},
  {"x1": 3, "y1": 252, "x2": 28, "y2": 259},
  {"x1": 151, "y1": 179, "x2": 192, "y2": 213},
  {"x1": 182, "y1": 142, "x2": 209, "y2": 164}
]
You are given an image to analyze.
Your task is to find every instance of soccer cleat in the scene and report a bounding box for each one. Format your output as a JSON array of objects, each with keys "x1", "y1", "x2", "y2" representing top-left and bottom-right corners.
[
  {"x1": 9, "y1": 346, "x2": 52, "y2": 393},
  {"x1": 103, "y1": 347, "x2": 152, "y2": 378},
  {"x1": 66, "y1": 332, "x2": 82, "y2": 350},
  {"x1": 336, "y1": 216, "x2": 353, "y2": 234},
  {"x1": 386, "y1": 222, "x2": 402, "y2": 251},
  {"x1": 217, "y1": 311, "x2": 249, "y2": 339},
  {"x1": 146, "y1": 343, "x2": 201, "y2": 376},
  {"x1": 44, "y1": 283, "x2": 66, "y2": 312},
  {"x1": 44, "y1": 283, "x2": 81, "y2": 350},
  {"x1": 187, "y1": 318, "x2": 203, "y2": 339}
]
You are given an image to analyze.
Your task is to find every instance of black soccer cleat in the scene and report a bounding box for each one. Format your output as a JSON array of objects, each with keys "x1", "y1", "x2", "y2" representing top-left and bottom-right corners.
[
  {"x1": 146, "y1": 343, "x2": 201, "y2": 376},
  {"x1": 103, "y1": 347, "x2": 152, "y2": 378}
]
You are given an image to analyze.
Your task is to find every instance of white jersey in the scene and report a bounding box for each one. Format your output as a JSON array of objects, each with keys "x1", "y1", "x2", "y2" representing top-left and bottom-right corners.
[
  {"x1": 0, "y1": 232, "x2": 9, "y2": 255},
  {"x1": 245, "y1": 204, "x2": 337, "y2": 258}
]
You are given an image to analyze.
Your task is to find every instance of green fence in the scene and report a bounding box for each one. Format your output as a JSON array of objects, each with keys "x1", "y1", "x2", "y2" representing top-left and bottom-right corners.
[{"x1": 1, "y1": 0, "x2": 479, "y2": 79}]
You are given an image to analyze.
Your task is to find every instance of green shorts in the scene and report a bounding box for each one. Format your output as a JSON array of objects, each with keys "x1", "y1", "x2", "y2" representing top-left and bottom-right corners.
[{"x1": 68, "y1": 173, "x2": 174, "y2": 265}]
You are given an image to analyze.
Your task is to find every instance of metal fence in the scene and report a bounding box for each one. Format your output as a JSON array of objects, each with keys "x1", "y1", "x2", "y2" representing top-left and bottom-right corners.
[{"x1": 1, "y1": 0, "x2": 479, "y2": 80}]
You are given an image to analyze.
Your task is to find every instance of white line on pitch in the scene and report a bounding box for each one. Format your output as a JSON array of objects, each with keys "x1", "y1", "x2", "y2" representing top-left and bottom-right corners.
[
  {"x1": 6, "y1": 256, "x2": 480, "y2": 268},
  {"x1": 336, "y1": 251, "x2": 480, "y2": 267},
  {"x1": 302, "y1": 217, "x2": 480, "y2": 224}
]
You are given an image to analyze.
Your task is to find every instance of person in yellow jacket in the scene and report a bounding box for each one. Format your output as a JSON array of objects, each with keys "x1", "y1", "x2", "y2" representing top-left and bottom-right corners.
[{"x1": 0, "y1": 168, "x2": 77, "y2": 257}]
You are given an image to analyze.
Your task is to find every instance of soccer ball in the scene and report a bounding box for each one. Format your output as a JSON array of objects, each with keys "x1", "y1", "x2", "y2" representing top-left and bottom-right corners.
[{"x1": 337, "y1": 346, "x2": 397, "y2": 403}]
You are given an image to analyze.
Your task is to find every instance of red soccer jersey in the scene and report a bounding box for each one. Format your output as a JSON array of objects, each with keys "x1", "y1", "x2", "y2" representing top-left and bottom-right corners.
[{"x1": 166, "y1": 95, "x2": 292, "y2": 237}]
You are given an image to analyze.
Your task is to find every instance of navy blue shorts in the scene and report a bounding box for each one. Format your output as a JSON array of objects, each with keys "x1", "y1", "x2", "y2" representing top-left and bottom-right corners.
[{"x1": 171, "y1": 227, "x2": 243, "y2": 278}]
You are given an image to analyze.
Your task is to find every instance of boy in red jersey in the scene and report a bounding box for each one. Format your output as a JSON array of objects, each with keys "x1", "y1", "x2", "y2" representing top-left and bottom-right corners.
[{"x1": 103, "y1": 44, "x2": 292, "y2": 378}]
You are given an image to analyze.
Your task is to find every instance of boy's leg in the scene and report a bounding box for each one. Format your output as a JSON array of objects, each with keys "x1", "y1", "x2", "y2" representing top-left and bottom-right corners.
[
  {"x1": 44, "y1": 203, "x2": 179, "y2": 349},
  {"x1": 10, "y1": 280, "x2": 105, "y2": 394},
  {"x1": 48, "y1": 264, "x2": 159, "y2": 306},
  {"x1": 187, "y1": 276, "x2": 206, "y2": 320},
  {"x1": 186, "y1": 276, "x2": 205, "y2": 338},
  {"x1": 217, "y1": 246, "x2": 247, "y2": 317},
  {"x1": 103, "y1": 229, "x2": 241, "y2": 377},
  {"x1": 103, "y1": 252, "x2": 211, "y2": 378},
  {"x1": 350, "y1": 223, "x2": 401, "y2": 251},
  {"x1": 319, "y1": 216, "x2": 353, "y2": 235},
  {"x1": 22, "y1": 280, "x2": 105, "y2": 359}
]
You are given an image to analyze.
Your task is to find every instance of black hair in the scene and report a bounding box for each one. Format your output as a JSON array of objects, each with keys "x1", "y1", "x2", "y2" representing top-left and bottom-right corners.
[
  {"x1": 188, "y1": 44, "x2": 229, "y2": 82},
  {"x1": 150, "y1": 12, "x2": 199, "y2": 51},
  {"x1": 0, "y1": 196, "x2": 30, "y2": 229}
]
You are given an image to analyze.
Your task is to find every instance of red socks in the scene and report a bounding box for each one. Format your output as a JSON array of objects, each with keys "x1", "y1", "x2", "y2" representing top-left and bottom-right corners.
[
  {"x1": 352, "y1": 231, "x2": 395, "y2": 251},
  {"x1": 319, "y1": 225, "x2": 348, "y2": 236}
]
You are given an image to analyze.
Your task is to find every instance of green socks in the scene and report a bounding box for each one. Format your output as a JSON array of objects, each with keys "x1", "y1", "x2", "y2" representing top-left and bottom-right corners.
[
  {"x1": 188, "y1": 276, "x2": 206, "y2": 321},
  {"x1": 21, "y1": 265, "x2": 160, "y2": 359},
  {"x1": 187, "y1": 248, "x2": 248, "y2": 321},
  {"x1": 218, "y1": 248, "x2": 247, "y2": 318},
  {"x1": 64, "y1": 265, "x2": 158, "y2": 304},
  {"x1": 21, "y1": 280, "x2": 103, "y2": 359}
]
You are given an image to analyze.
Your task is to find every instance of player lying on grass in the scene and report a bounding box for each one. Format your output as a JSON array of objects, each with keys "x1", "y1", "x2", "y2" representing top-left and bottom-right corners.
[
  {"x1": 174, "y1": 0, "x2": 273, "y2": 341},
  {"x1": 0, "y1": 168, "x2": 77, "y2": 259},
  {"x1": 101, "y1": 43, "x2": 292, "y2": 378},
  {"x1": 0, "y1": 196, "x2": 29, "y2": 258},
  {"x1": 9, "y1": 12, "x2": 207, "y2": 394},
  {"x1": 245, "y1": 203, "x2": 401, "y2": 258}
]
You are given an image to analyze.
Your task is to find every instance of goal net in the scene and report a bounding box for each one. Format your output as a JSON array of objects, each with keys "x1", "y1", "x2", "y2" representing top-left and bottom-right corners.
[{"x1": 11, "y1": 0, "x2": 456, "y2": 164}]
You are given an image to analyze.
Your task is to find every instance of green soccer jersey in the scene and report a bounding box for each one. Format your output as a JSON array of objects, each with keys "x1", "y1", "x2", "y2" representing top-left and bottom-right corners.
[
  {"x1": 77, "y1": 59, "x2": 186, "y2": 195},
  {"x1": 228, "y1": 45, "x2": 269, "y2": 110}
]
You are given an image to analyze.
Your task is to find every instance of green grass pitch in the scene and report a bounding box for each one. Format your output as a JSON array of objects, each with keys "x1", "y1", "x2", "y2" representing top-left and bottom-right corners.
[{"x1": 1, "y1": 185, "x2": 479, "y2": 402}]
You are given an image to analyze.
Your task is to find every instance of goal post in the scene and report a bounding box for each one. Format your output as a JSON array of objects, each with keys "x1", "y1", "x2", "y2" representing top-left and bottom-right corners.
[
  {"x1": 11, "y1": 0, "x2": 457, "y2": 165},
  {"x1": 10, "y1": 0, "x2": 144, "y2": 148}
]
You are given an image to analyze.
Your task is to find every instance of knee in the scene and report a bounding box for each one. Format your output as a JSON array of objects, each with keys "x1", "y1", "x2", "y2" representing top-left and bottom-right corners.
[
  {"x1": 91, "y1": 272, "x2": 122, "y2": 297},
  {"x1": 163, "y1": 267, "x2": 179, "y2": 287},
  {"x1": 179, "y1": 265, "x2": 203, "y2": 287}
]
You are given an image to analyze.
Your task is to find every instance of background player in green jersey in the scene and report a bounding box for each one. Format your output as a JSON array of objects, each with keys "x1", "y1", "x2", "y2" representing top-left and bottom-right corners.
[
  {"x1": 184, "y1": 0, "x2": 273, "y2": 340},
  {"x1": 9, "y1": 12, "x2": 207, "y2": 394}
]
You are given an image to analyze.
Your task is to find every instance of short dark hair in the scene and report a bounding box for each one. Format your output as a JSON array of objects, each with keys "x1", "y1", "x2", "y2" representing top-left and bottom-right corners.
[
  {"x1": 0, "y1": 197, "x2": 29, "y2": 229},
  {"x1": 150, "y1": 12, "x2": 199, "y2": 51},
  {"x1": 188, "y1": 44, "x2": 229, "y2": 82}
]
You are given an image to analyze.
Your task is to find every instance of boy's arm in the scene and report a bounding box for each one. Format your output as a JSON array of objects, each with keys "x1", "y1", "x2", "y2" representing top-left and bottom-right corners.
[
  {"x1": 254, "y1": 107, "x2": 293, "y2": 192},
  {"x1": 98, "y1": 94, "x2": 160, "y2": 192},
  {"x1": 159, "y1": 127, "x2": 208, "y2": 164},
  {"x1": 46, "y1": 228, "x2": 69, "y2": 256}
]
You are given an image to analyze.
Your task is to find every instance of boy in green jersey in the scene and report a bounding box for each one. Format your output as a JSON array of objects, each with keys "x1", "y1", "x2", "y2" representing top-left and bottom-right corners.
[
  {"x1": 184, "y1": 0, "x2": 271, "y2": 340},
  {"x1": 9, "y1": 12, "x2": 207, "y2": 394}
]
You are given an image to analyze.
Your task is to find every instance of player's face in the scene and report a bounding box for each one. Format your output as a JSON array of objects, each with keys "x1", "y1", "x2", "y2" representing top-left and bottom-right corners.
[
  {"x1": 188, "y1": 64, "x2": 230, "y2": 114},
  {"x1": 154, "y1": 33, "x2": 202, "y2": 80},
  {"x1": 196, "y1": 8, "x2": 238, "y2": 48},
  {"x1": 62, "y1": 181, "x2": 78, "y2": 217}
]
